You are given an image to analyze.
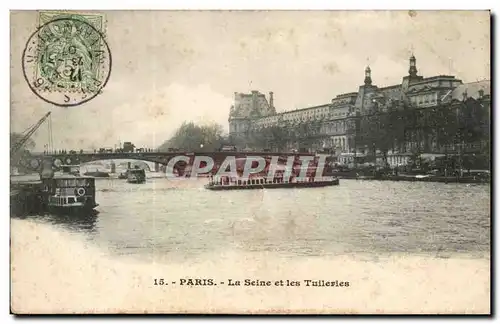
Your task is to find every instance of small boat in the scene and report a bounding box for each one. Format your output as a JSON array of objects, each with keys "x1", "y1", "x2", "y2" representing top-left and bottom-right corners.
[
  {"x1": 127, "y1": 168, "x2": 146, "y2": 184},
  {"x1": 83, "y1": 170, "x2": 110, "y2": 178},
  {"x1": 118, "y1": 171, "x2": 128, "y2": 179},
  {"x1": 42, "y1": 175, "x2": 99, "y2": 214},
  {"x1": 205, "y1": 175, "x2": 339, "y2": 191}
]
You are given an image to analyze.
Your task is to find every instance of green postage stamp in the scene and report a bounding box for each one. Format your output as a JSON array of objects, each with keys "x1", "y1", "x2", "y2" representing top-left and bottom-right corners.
[{"x1": 22, "y1": 11, "x2": 112, "y2": 107}]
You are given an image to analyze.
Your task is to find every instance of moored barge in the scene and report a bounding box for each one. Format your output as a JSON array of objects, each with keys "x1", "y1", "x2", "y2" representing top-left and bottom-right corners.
[{"x1": 41, "y1": 175, "x2": 99, "y2": 214}]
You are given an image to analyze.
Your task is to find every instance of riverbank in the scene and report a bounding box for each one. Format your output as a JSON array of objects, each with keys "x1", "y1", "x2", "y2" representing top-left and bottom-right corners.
[{"x1": 333, "y1": 173, "x2": 490, "y2": 184}]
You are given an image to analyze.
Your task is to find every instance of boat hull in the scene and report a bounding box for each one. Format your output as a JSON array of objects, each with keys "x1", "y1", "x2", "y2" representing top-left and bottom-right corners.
[
  {"x1": 83, "y1": 172, "x2": 110, "y2": 178},
  {"x1": 127, "y1": 179, "x2": 146, "y2": 184},
  {"x1": 47, "y1": 203, "x2": 99, "y2": 215},
  {"x1": 205, "y1": 179, "x2": 340, "y2": 191}
]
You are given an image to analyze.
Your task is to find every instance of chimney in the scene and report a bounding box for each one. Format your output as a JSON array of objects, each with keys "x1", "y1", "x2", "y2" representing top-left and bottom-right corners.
[
  {"x1": 269, "y1": 91, "x2": 274, "y2": 108},
  {"x1": 478, "y1": 89, "x2": 484, "y2": 98}
]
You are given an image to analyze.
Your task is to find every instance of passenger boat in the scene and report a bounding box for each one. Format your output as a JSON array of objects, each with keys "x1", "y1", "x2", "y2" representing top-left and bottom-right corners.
[
  {"x1": 205, "y1": 175, "x2": 339, "y2": 191},
  {"x1": 41, "y1": 175, "x2": 98, "y2": 214},
  {"x1": 127, "y1": 168, "x2": 146, "y2": 184}
]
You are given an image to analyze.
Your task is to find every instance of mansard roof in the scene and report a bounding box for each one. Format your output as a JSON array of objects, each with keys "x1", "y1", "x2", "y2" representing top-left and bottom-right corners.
[{"x1": 451, "y1": 80, "x2": 491, "y2": 100}]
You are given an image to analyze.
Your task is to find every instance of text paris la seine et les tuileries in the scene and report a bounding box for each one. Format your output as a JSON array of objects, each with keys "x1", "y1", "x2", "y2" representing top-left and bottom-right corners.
[{"x1": 154, "y1": 278, "x2": 350, "y2": 287}]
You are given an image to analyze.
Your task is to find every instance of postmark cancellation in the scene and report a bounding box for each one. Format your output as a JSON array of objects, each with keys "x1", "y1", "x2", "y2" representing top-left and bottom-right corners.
[{"x1": 22, "y1": 11, "x2": 111, "y2": 107}]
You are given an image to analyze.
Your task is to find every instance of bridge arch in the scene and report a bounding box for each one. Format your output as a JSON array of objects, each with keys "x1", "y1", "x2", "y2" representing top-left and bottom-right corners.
[
  {"x1": 21, "y1": 151, "x2": 313, "y2": 175},
  {"x1": 22, "y1": 153, "x2": 175, "y2": 172}
]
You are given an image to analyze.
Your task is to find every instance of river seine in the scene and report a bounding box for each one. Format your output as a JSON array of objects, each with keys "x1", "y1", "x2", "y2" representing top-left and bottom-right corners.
[{"x1": 10, "y1": 176, "x2": 491, "y2": 314}]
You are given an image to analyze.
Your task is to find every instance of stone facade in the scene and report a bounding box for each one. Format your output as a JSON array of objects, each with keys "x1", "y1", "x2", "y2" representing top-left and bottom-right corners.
[{"x1": 228, "y1": 55, "x2": 490, "y2": 164}]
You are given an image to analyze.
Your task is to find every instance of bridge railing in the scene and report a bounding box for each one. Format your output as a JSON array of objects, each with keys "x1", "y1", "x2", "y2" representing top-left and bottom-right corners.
[{"x1": 32, "y1": 150, "x2": 315, "y2": 156}]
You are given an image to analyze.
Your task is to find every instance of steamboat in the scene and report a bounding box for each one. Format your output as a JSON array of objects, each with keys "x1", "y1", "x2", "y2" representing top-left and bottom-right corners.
[
  {"x1": 10, "y1": 111, "x2": 99, "y2": 216},
  {"x1": 205, "y1": 175, "x2": 339, "y2": 191},
  {"x1": 42, "y1": 175, "x2": 98, "y2": 214},
  {"x1": 205, "y1": 155, "x2": 339, "y2": 190},
  {"x1": 127, "y1": 168, "x2": 146, "y2": 184}
]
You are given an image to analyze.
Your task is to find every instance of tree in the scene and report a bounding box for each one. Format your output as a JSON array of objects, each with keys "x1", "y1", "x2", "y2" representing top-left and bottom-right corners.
[
  {"x1": 244, "y1": 121, "x2": 306, "y2": 152},
  {"x1": 158, "y1": 122, "x2": 226, "y2": 152},
  {"x1": 256, "y1": 125, "x2": 292, "y2": 152},
  {"x1": 457, "y1": 98, "x2": 490, "y2": 146},
  {"x1": 345, "y1": 116, "x2": 357, "y2": 153},
  {"x1": 282, "y1": 121, "x2": 297, "y2": 149},
  {"x1": 228, "y1": 133, "x2": 247, "y2": 149},
  {"x1": 357, "y1": 111, "x2": 392, "y2": 167},
  {"x1": 435, "y1": 102, "x2": 459, "y2": 151},
  {"x1": 293, "y1": 119, "x2": 322, "y2": 151},
  {"x1": 268, "y1": 125, "x2": 289, "y2": 151},
  {"x1": 452, "y1": 98, "x2": 491, "y2": 170},
  {"x1": 387, "y1": 104, "x2": 407, "y2": 153}
]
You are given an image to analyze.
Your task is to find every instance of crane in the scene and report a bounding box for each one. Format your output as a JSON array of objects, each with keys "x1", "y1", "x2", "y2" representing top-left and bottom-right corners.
[{"x1": 10, "y1": 111, "x2": 52, "y2": 156}]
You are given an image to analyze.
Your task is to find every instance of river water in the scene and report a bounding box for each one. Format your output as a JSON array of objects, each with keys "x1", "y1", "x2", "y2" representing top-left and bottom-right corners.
[{"x1": 10, "y1": 175, "x2": 491, "y2": 314}]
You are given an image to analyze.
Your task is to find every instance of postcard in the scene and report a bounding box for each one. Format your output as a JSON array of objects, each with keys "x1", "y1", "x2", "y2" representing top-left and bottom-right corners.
[{"x1": 10, "y1": 10, "x2": 491, "y2": 314}]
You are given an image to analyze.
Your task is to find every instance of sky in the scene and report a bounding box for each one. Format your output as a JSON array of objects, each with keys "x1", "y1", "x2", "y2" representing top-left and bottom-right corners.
[{"x1": 10, "y1": 10, "x2": 490, "y2": 151}]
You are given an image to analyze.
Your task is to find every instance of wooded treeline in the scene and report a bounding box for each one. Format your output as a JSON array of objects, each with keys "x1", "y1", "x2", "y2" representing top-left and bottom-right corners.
[{"x1": 158, "y1": 122, "x2": 230, "y2": 152}]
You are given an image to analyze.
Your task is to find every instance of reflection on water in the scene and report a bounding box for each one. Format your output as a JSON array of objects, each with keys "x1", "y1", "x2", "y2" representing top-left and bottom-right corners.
[
  {"x1": 13, "y1": 178, "x2": 491, "y2": 262},
  {"x1": 13, "y1": 211, "x2": 99, "y2": 234},
  {"x1": 45, "y1": 211, "x2": 99, "y2": 233}
]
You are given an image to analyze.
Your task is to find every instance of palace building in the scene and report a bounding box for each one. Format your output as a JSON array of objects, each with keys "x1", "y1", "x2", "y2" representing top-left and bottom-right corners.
[{"x1": 228, "y1": 55, "x2": 490, "y2": 166}]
